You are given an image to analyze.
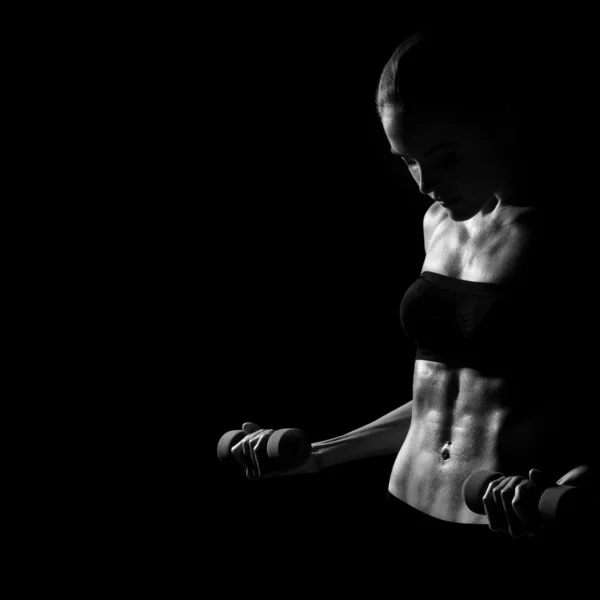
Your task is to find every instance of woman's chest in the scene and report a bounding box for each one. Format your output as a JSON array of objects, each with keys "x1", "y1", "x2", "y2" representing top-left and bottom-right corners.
[{"x1": 422, "y1": 211, "x2": 548, "y2": 286}]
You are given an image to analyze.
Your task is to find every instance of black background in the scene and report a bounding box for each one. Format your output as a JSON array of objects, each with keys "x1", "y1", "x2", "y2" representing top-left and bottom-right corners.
[
  {"x1": 201, "y1": 16, "x2": 427, "y2": 577},
  {"x1": 206, "y1": 14, "x2": 427, "y2": 541},
  {"x1": 74, "y1": 8, "x2": 600, "y2": 591},
  {"x1": 61, "y1": 11, "x2": 437, "y2": 589},
  {"x1": 153, "y1": 12, "x2": 431, "y2": 582}
]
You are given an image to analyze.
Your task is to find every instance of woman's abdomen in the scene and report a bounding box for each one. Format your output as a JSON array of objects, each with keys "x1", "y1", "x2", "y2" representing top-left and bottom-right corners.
[{"x1": 387, "y1": 359, "x2": 551, "y2": 523}]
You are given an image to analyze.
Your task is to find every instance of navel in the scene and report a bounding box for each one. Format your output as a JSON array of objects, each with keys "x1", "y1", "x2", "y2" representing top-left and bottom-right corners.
[{"x1": 440, "y1": 441, "x2": 452, "y2": 461}]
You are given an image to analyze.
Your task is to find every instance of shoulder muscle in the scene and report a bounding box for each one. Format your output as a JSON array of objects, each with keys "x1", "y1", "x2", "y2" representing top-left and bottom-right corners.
[{"x1": 423, "y1": 202, "x2": 446, "y2": 253}]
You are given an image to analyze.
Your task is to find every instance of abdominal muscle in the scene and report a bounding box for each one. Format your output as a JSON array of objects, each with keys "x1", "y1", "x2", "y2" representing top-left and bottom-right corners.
[{"x1": 387, "y1": 359, "x2": 559, "y2": 524}]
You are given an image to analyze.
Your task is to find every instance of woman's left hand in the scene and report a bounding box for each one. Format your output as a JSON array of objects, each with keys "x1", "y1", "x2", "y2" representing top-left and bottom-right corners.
[{"x1": 482, "y1": 469, "x2": 548, "y2": 538}]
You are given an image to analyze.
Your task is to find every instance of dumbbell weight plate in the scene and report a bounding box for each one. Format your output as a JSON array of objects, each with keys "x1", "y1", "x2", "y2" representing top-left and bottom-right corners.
[
  {"x1": 462, "y1": 470, "x2": 505, "y2": 515},
  {"x1": 266, "y1": 428, "x2": 311, "y2": 470},
  {"x1": 217, "y1": 430, "x2": 246, "y2": 466}
]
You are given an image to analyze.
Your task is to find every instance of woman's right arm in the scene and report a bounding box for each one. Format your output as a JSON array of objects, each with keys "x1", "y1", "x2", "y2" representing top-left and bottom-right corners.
[
  {"x1": 232, "y1": 401, "x2": 413, "y2": 479},
  {"x1": 311, "y1": 400, "x2": 413, "y2": 471}
]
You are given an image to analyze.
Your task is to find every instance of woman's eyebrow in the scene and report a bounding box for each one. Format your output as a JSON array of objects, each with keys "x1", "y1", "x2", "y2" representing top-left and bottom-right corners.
[{"x1": 390, "y1": 142, "x2": 457, "y2": 158}]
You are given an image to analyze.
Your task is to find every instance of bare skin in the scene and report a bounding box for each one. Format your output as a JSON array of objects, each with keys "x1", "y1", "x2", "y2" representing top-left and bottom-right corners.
[
  {"x1": 388, "y1": 201, "x2": 561, "y2": 527},
  {"x1": 229, "y1": 103, "x2": 593, "y2": 540},
  {"x1": 383, "y1": 104, "x2": 585, "y2": 533}
]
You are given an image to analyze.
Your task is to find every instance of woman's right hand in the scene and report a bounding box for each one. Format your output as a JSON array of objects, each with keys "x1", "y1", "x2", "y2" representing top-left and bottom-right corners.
[{"x1": 230, "y1": 422, "x2": 323, "y2": 480}]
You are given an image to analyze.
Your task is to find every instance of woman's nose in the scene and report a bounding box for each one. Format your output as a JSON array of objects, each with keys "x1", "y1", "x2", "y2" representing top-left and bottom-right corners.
[{"x1": 416, "y1": 165, "x2": 442, "y2": 196}]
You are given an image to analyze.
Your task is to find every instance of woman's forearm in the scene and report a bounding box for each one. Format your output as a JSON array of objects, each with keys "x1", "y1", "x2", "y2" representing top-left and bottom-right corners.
[{"x1": 312, "y1": 400, "x2": 413, "y2": 471}]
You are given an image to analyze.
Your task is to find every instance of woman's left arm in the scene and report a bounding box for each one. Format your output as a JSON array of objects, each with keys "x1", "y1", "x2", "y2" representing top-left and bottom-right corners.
[{"x1": 555, "y1": 463, "x2": 596, "y2": 488}]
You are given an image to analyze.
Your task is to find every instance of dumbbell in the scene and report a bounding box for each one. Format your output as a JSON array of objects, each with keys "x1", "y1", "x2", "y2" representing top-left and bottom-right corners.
[
  {"x1": 217, "y1": 428, "x2": 312, "y2": 472},
  {"x1": 462, "y1": 470, "x2": 592, "y2": 525}
]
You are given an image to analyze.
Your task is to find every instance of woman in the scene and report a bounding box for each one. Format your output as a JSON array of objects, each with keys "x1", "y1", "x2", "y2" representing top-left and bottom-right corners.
[{"x1": 229, "y1": 20, "x2": 596, "y2": 573}]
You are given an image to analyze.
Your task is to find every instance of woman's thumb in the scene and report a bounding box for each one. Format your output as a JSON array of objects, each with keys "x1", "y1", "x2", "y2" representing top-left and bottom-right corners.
[
  {"x1": 529, "y1": 468, "x2": 552, "y2": 490},
  {"x1": 242, "y1": 422, "x2": 261, "y2": 435}
]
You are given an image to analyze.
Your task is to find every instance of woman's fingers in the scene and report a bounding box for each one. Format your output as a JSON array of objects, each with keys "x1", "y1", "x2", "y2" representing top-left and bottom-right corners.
[
  {"x1": 500, "y1": 476, "x2": 529, "y2": 537},
  {"x1": 230, "y1": 429, "x2": 260, "y2": 473},
  {"x1": 230, "y1": 428, "x2": 275, "y2": 479},
  {"x1": 251, "y1": 431, "x2": 273, "y2": 478},
  {"x1": 512, "y1": 479, "x2": 541, "y2": 535},
  {"x1": 483, "y1": 476, "x2": 511, "y2": 533},
  {"x1": 242, "y1": 431, "x2": 263, "y2": 478},
  {"x1": 483, "y1": 475, "x2": 541, "y2": 537},
  {"x1": 243, "y1": 434, "x2": 259, "y2": 477}
]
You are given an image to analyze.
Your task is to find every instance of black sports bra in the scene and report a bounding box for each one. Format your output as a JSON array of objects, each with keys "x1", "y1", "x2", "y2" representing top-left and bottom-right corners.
[{"x1": 400, "y1": 270, "x2": 550, "y2": 374}]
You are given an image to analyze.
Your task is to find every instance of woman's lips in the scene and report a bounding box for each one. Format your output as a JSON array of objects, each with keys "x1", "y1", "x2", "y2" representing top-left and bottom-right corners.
[{"x1": 438, "y1": 196, "x2": 461, "y2": 207}]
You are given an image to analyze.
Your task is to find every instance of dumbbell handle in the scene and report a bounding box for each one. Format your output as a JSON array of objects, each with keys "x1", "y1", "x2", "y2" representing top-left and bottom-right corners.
[
  {"x1": 217, "y1": 428, "x2": 311, "y2": 471},
  {"x1": 462, "y1": 470, "x2": 589, "y2": 523}
]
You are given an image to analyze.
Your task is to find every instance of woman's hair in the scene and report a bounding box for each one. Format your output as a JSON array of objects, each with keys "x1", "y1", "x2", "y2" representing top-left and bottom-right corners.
[
  {"x1": 376, "y1": 17, "x2": 598, "y2": 209},
  {"x1": 375, "y1": 21, "x2": 532, "y2": 124},
  {"x1": 374, "y1": 19, "x2": 575, "y2": 201}
]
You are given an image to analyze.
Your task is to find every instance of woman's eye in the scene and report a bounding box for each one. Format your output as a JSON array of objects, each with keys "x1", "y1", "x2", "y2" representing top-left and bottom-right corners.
[{"x1": 437, "y1": 153, "x2": 457, "y2": 166}]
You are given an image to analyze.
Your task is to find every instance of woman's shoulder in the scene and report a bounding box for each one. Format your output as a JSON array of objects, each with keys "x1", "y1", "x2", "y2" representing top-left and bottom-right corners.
[{"x1": 422, "y1": 201, "x2": 447, "y2": 250}]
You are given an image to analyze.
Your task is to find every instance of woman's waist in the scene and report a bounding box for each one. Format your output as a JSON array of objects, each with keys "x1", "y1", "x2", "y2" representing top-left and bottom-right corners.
[
  {"x1": 389, "y1": 447, "x2": 495, "y2": 523},
  {"x1": 384, "y1": 489, "x2": 489, "y2": 530},
  {"x1": 397, "y1": 430, "x2": 501, "y2": 472},
  {"x1": 405, "y1": 413, "x2": 548, "y2": 465},
  {"x1": 397, "y1": 415, "x2": 560, "y2": 485}
]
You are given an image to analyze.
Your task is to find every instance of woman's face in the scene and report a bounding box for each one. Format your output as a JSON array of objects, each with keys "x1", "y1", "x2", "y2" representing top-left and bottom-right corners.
[{"x1": 382, "y1": 104, "x2": 519, "y2": 221}]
